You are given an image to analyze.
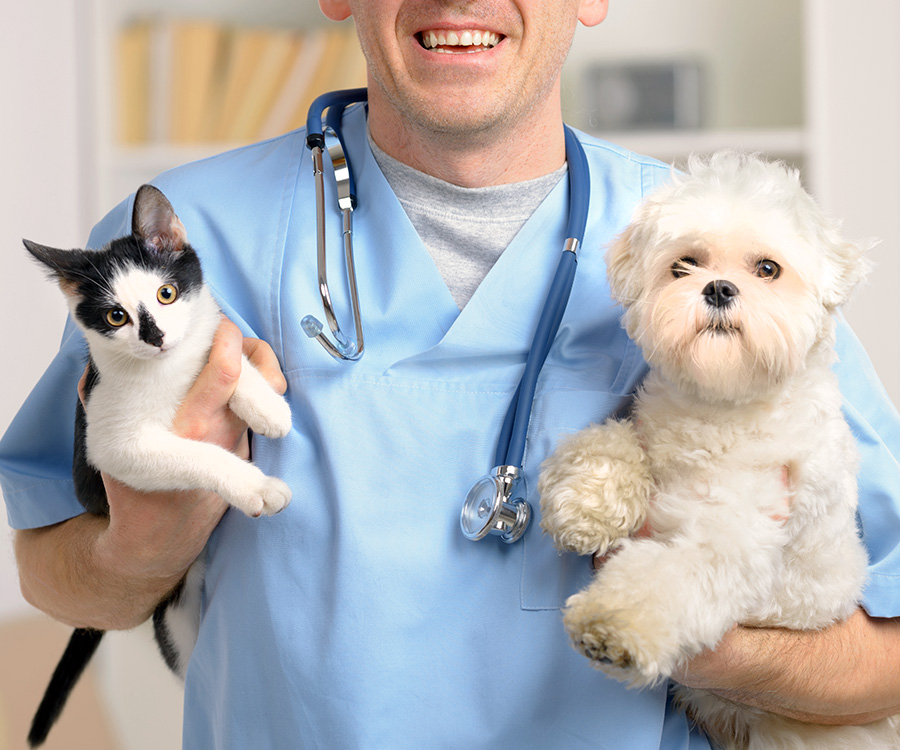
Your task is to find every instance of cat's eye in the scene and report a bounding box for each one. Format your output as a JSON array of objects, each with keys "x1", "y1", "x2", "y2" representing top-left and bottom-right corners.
[
  {"x1": 755, "y1": 259, "x2": 782, "y2": 280},
  {"x1": 671, "y1": 257, "x2": 700, "y2": 278},
  {"x1": 157, "y1": 284, "x2": 178, "y2": 304},
  {"x1": 106, "y1": 308, "x2": 129, "y2": 327}
]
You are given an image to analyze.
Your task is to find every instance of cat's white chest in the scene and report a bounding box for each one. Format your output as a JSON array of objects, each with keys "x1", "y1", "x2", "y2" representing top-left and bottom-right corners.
[{"x1": 94, "y1": 351, "x2": 206, "y2": 425}]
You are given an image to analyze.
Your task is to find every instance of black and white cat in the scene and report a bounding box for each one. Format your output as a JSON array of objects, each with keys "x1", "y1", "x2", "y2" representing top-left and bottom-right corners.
[{"x1": 23, "y1": 184, "x2": 292, "y2": 747}]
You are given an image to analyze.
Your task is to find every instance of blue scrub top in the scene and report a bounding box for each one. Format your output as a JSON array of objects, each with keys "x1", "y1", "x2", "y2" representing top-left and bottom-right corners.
[{"x1": 3, "y1": 105, "x2": 900, "y2": 749}]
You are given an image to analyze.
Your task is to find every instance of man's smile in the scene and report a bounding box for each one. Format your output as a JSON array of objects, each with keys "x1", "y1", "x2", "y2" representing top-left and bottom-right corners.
[{"x1": 418, "y1": 29, "x2": 503, "y2": 53}]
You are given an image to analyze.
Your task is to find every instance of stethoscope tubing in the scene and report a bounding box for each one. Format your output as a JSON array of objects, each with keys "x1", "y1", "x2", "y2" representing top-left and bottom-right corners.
[
  {"x1": 307, "y1": 89, "x2": 591, "y2": 543},
  {"x1": 306, "y1": 87, "x2": 368, "y2": 152},
  {"x1": 495, "y1": 127, "x2": 589, "y2": 470}
]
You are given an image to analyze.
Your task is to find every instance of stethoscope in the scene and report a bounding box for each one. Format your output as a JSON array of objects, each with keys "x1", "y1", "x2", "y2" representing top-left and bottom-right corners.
[{"x1": 304, "y1": 89, "x2": 590, "y2": 544}]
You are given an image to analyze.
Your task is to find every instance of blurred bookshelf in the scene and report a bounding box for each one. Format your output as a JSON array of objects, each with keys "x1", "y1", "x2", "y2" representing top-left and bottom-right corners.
[
  {"x1": 86, "y1": 0, "x2": 364, "y2": 211},
  {"x1": 114, "y1": 17, "x2": 365, "y2": 147}
]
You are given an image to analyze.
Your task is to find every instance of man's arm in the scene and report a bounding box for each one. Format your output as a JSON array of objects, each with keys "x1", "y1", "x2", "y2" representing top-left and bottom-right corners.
[
  {"x1": 14, "y1": 320, "x2": 287, "y2": 631},
  {"x1": 674, "y1": 608, "x2": 900, "y2": 726}
]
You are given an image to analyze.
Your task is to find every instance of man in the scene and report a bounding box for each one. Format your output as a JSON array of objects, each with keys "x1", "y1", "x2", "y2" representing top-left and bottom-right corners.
[{"x1": 4, "y1": 1, "x2": 900, "y2": 747}]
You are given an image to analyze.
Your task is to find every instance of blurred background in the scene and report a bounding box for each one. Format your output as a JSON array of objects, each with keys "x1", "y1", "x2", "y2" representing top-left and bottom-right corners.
[{"x1": 1, "y1": 0, "x2": 898, "y2": 747}]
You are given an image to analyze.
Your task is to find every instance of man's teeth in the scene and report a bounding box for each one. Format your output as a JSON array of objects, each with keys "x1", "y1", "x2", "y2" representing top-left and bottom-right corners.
[{"x1": 421, "y1": 30, "x2": 501, "y2": 52}]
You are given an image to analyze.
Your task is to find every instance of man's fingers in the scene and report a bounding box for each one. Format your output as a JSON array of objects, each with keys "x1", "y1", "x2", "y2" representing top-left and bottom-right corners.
[
  {"x1": 209, "y1": 318, "x2": 245, "y2": 387},
  {"x1": 77, "y1": 365, "x2": 89, "y2": 405},
  {"x1": 172, "y1": 319, "x2": 245, "y2": 444},
  {"x1": 592, "y1": 519, "x2": 653, "y2": 570},
  {"x1": 243, "y1": 336, "x2": 287, "y2": 395}
]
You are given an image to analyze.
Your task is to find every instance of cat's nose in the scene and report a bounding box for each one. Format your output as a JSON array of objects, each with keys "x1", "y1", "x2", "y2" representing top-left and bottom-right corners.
[
  {"x1": 138, "y1": 307, "x2": 165, "y2": 347},
  {"x1": 143, "y1": 331, "x2": 164, "y2": 348}
]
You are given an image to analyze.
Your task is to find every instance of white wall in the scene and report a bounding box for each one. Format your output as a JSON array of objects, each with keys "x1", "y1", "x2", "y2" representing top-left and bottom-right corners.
[
  {"x1": 805, "y1": 0, "x2": 900, "y2": 407},
  {"x1": 0, "y1": 0, "x2": 80, "y2": 622}
]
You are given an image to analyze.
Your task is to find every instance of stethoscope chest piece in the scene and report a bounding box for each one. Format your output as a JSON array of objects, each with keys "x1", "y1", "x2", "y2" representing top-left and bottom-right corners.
[{"x1": 460, "y1": 465, "x2": 531, "y2": 543}]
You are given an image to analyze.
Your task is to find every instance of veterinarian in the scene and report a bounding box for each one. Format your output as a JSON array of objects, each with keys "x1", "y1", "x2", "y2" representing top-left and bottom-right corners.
[{"x1": 4, "y1": 1, "x2": 900, "y2": 747}]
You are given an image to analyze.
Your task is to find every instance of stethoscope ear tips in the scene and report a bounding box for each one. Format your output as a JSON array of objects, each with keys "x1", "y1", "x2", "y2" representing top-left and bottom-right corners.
[
  {"x1": 301, "y1": 315, "x2": 324, "y2": 338},
  {"x1": 302, "y1": 314, "x2": 359, "y2": 360},
  {"x1": 460, "y1": 466, "x2": 531, "y2": 544}
]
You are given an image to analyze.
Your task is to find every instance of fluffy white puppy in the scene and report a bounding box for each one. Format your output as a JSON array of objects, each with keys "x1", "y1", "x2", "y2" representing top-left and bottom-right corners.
[{"x1": 538, "y1": 152, "x2": 899, "y2": 748}]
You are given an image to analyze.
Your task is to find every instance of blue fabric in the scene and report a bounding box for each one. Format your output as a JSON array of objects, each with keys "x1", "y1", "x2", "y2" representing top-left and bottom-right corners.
[{"x1": 3, "y1": 105, "x2": 899, "y2": 748}]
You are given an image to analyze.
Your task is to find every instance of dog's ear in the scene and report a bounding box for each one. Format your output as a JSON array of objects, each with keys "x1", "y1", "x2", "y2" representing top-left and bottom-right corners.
[
  {"x1": 796, "y1": 196, "x2": 875, "y2": 310},
  {"x1": 605, "y1": 223, "x2": 643, "y2": 308},
  {"x1": 818, "y1": 232, "x2": 875, "y2": 311},
  {"x1": 605, "y1": 221, "x2": 653, "y2": 339},
  {"x1": 774, "y1": 165, "x2": 873, "y2": 310}
]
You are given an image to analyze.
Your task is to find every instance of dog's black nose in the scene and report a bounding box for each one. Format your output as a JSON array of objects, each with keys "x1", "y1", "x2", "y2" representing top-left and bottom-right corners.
[{"x1": 703, "y1": 280, "x2": 739, "y2": 308}]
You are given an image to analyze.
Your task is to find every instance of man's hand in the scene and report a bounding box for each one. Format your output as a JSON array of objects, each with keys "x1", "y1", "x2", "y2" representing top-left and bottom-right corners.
[
  {"x1": 672, "y1": 610, "x2": 900, "y2": 726},
  {"x1": 583, "y1": 470, "x2": 900, "y2": 726},
  {"x1": 16, "y1": 318, "x2": 287, "y2": 630}
]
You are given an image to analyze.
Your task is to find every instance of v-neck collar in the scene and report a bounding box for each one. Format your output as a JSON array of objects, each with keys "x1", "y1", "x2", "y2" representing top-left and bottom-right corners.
[{"x1": 321, "y1": 107, "x2": 572, "y2": 381}]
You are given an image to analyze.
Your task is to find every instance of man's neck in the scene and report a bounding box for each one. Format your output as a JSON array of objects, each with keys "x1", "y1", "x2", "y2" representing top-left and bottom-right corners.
[{"x1": 366, "y1": 84, "x2": 568, "y2": 188}]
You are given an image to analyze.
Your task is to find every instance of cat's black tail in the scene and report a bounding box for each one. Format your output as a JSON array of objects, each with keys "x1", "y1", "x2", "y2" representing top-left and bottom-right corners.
[{"x1": 28, "y1": 627, "x2": 105, "y2": 748}]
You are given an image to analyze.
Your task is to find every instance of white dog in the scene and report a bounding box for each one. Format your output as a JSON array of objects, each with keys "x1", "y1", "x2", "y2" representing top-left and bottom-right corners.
[{"x1": 538, "y1": 152, "x2": 899, "y2": 748}]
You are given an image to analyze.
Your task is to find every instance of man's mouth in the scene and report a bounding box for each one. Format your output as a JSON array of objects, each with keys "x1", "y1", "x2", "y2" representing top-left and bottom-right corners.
[{"x1": 418, "y1": 29, "x2": 503, "y2": 53}]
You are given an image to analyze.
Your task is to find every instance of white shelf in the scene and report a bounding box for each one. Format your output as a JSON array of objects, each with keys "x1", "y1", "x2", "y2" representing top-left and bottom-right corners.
[{"x1": 588, "y1": 128, "x2": 807, "y2": 164}]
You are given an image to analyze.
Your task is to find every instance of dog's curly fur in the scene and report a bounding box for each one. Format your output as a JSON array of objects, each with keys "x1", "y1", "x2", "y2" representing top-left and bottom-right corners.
[{"x1": 538, "y1": 152, "x2": 900, "y2": 748}]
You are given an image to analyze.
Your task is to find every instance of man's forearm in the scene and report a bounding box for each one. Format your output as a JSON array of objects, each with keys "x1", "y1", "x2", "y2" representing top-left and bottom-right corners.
[
  {"x1": 15, "y1": 481, "x2": 226, "y2": 631},
  {"x1": 15, "y1": 515, "x2": 180, "y2": 630},
  {"x1": 675, "y1": 609, "x2": 900, "y2": 725}
]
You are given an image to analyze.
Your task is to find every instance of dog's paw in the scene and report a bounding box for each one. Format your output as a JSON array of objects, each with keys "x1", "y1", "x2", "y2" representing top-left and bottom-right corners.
[
  {"x1": 563, "y1": 589, "x2": 669, "y2": 688},
  {"x1": 538, "y1": 420, "x2": 651, "y2": 555}
]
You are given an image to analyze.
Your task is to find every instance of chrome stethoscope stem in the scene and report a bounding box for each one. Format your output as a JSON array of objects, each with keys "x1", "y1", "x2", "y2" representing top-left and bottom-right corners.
[
  {"x1": 341, "y1": 204, "x2": 365, "y2": 357},
  {"x1": 303, "y1": 143, "x2": 364, "y2": 361},
  {"x1": 312, "y1": 146, "x2": 341, "y2": 338}
]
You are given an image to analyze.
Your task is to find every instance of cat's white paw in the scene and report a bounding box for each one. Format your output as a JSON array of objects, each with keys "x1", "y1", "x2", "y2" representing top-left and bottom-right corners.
[
  {"x1": 229, "y1": 385, "x2": 292, "y2": 439},
  {"x1": 247, "y1": 394, "x2": 292, "y2": 439},
  {"x1": 250, "y1": 475, "x2": 292, "y2": 517},
  {"x1": 222, "y1": 471, "x2": 292, "y2": 517}
]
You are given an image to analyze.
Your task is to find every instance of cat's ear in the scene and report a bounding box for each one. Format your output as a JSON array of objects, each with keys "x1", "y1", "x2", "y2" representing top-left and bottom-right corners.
[
  {"x1": 132, "y1": 184, "x2": 188, "y2": 253},
  {"x1": 23, "y1": 240, "x2": 87, "y2": 297}
]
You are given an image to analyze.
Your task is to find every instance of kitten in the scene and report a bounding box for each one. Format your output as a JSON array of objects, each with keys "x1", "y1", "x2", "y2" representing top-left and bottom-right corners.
[{"x1": 23, "y1": 184, "x2": 292, "y2": 747}]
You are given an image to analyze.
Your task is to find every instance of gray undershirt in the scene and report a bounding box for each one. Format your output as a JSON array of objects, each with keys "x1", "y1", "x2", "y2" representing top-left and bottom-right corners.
[{"x1": 368, "y1": 133, "x2": 567, "y2": 309}]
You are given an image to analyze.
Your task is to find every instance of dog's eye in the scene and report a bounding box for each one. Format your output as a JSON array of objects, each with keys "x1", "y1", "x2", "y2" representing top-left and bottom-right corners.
[
  {"x1": 755, "y1": 259, "x2": 782, "y2": 280},
  {"x1": 671, "y1": 257, "x2": 700, "y2": 278}
]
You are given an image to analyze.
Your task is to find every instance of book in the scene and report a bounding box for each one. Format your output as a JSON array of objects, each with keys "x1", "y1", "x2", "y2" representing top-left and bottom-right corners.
[
  {"x1": 285, "y1": 26, "x2": 363, "y2": 135},
  {"x1": 115, "y1": 19, "x2": 152, "y2": 144},
  {"x1": 147, "y1": 18, "x2": 174, "y2": 143},
  {"x1": 209, "y1": 27, "x2": 272, "y2": 142},
  {"x1": 220, "y1": 29, "x2": 302, "y2": 143},
  {"x1": 255, "y1": 28, "x2": 328, "y2": 140},
  {"x1": 169, "y1": 20, "x2": 225, "y2": 143}
]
